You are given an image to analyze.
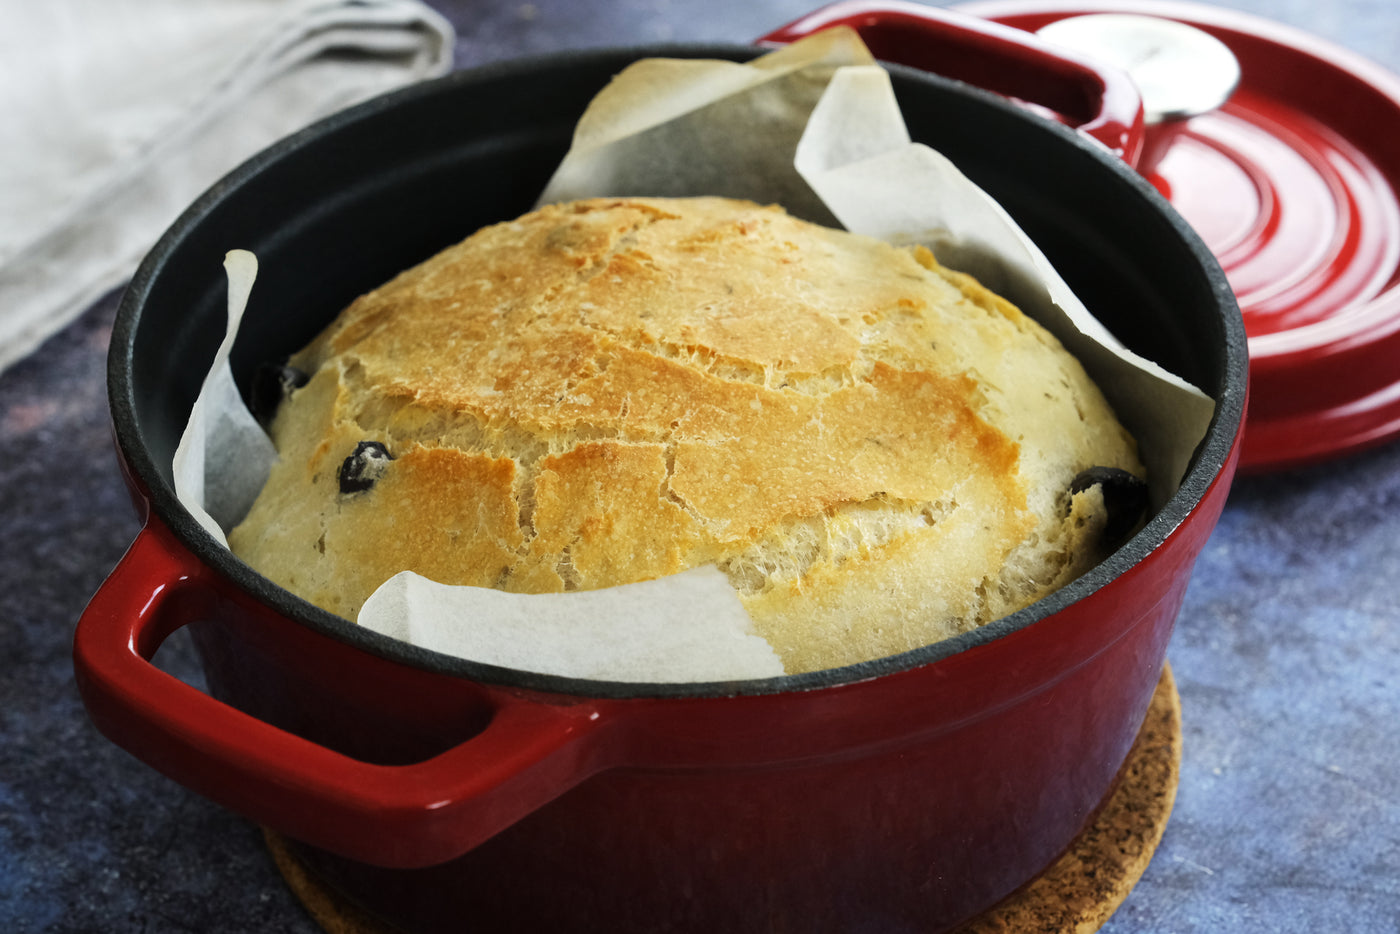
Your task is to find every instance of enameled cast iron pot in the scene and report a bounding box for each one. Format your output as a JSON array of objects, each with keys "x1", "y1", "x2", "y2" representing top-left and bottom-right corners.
[{"x1": 75, "y1": 7, "x2": 1247, "y2": 933}]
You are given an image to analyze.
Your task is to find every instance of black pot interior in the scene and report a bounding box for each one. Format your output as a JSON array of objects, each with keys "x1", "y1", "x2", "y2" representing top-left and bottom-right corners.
[{"x1": 110, "y1": 44, "x2": 1246, "y2": 699}]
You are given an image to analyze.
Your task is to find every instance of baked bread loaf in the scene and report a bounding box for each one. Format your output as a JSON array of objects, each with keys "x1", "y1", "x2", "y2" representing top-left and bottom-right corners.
[{"x1": 229, "y1": 196, "x2": 1145, "y2": 674}]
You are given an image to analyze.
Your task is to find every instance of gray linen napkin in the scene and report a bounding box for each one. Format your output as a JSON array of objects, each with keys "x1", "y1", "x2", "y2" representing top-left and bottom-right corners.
[{"x1": 0, "y1": 0, "x2": 454, "y2": 375}]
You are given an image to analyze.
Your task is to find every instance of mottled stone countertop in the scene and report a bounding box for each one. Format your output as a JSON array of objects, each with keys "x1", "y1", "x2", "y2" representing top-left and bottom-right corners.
[{"x1": 2, "y1": 1, "x2": 1397, "y2": 932}]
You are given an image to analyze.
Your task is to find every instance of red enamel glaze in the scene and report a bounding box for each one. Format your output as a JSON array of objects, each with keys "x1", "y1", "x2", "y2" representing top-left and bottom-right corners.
[
  {"x1": 952, "y1": 0, "x2": 1400, "y2": 470},
  {"x1": 759, "y1": 0, "x2": 1146, "y2": 163},
  {"x1": 74, "y1": 515, "x2": 611, "y2": 869},
  {"x1": 297, "y1": 438, "x2": 1240, "y2": 934},
  {"x1": 74, "y1": 434, "x2": 1238, "y2": 931}
]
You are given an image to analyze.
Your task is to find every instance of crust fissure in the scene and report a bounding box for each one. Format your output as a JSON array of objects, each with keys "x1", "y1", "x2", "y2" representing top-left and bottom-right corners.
[
  {"x1": 719, "y1": 494, "x2": 957, "y2": 597},
  {"x1": 514, "y1": 455, "x2": 538, "y2": 543},
  {"x1": 555, "y1": 546, "x2": 582, "y2": 591},
  {"x1": 659, "y1": 441, "x2": 700, "y2": 521}
]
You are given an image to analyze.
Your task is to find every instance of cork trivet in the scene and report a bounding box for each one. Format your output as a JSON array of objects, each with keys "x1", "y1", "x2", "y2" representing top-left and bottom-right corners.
[
  {"x1": 266, "y1": 663, "x2": 1180, "y2": 934},
  {"x1": 265, "y1": 828, "x2": 393, "y2": 934}
]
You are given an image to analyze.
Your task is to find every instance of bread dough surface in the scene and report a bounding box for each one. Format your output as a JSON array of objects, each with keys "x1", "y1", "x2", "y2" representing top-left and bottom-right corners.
[{"x1": 229, "y1": 197, "x2": 1143, "y2": 673}]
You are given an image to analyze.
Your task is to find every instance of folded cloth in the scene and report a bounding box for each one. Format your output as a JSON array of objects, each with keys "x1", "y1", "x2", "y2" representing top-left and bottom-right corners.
[{"x1": 0, "y1": 0, "x2": 454, "y2": 375}]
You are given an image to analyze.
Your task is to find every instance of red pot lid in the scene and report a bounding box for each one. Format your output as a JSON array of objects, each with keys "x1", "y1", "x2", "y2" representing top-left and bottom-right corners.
[{"x1": 953, "y1": 0, "x2": 1400, "y2": 473}]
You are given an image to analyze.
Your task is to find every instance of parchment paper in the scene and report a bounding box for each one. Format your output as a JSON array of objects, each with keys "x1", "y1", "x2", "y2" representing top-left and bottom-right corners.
[{"x1": 174, "y1": 30, "x2": 1214, "y2": 682}]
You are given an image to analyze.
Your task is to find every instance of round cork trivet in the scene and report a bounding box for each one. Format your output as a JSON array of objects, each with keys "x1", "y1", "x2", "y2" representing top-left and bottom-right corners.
[
  {"x1": 266, "y1": 663, "x2": 1180, "y2": 934},
  {"x1": 265, "y1": 828, "x2": 391, "y2": 934}
]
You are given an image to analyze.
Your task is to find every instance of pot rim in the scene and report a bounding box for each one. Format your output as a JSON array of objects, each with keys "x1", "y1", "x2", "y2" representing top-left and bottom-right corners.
[{"x1": 107, "y1": 42, "x2": 1248, "y2": 702}]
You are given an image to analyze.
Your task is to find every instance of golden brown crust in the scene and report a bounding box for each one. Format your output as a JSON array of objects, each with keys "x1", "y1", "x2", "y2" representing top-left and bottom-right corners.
[{"x1": 229, "y1": 196, "x2": 1143, "y2": 673}]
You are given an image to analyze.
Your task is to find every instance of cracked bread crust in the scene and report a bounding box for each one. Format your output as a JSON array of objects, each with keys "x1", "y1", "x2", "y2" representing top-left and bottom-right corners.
[{"x1": 228, "y1": 196, "x2": 1143, "y2": 674}]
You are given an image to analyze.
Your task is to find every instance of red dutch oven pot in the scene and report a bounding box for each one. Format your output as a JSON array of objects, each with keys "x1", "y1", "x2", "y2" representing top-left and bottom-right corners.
[{"x1": 75, "y1": 6, "x2": 1247, "y2": 933}]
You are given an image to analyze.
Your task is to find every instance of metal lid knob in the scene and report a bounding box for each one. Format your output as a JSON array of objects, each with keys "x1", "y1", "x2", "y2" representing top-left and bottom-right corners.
[
  {"x1": 1036, "y1": 13, "x2": 1240, "y2": 177},
  {"x1": 1037, "y1": 13, "x2": 1241, "y2": 123}
]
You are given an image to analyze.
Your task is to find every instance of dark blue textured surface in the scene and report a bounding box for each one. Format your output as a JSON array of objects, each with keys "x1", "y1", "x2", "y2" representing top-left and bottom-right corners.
[
  {"x1": 1123, "y1": 453, "x2": 1400, "y2": 932},
  {"x1": 2, "y1": 2, "x2": 1397, "y2": 931}
]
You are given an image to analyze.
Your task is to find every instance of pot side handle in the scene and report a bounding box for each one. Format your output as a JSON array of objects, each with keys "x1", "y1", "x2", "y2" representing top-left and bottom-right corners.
[
  {"x1": 758, "y1": 0, "x2": 1146, "y2": 164},
  {"x1": 73, "y1": 521, "x2": 607, "y2": 870}
]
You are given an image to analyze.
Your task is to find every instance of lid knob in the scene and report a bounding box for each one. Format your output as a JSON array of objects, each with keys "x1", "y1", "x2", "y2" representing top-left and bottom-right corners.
[{"x1": 1035, "y1": 13, "x2": 1241, "y2": 176}]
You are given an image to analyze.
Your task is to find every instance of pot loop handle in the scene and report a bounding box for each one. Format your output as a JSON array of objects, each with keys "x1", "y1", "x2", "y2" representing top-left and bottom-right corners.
[
  {"x1": 73, "y1": 520, "x2": 606, "y2": 870},
  {"x1": 758, "y1": 0, "x2": 1146, "y2": 164}
]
